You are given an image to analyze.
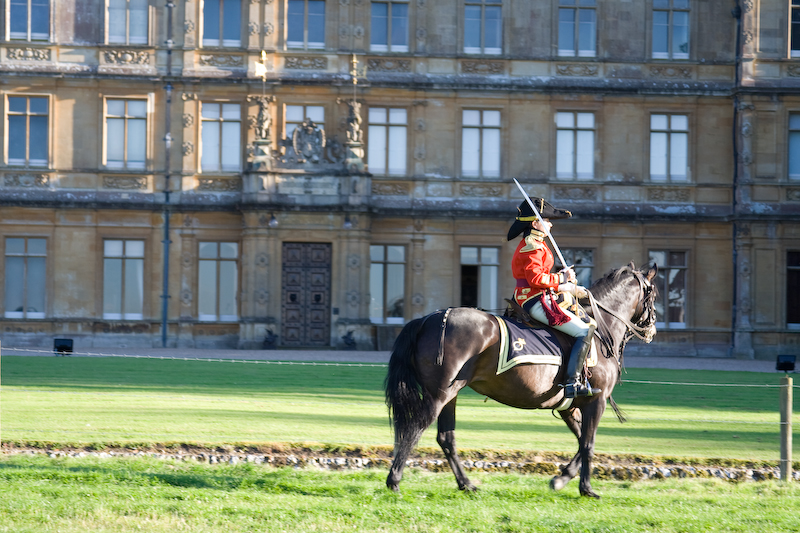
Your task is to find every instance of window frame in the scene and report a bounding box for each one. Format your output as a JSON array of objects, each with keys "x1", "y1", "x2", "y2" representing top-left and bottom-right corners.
[
  {"x1": 370, "y1": 0, "x2": 410, "y2": 52},
  {"x1": 106, "y1": 0, "x2": 149, "y2": 45},
  {"x1": 649, "y1": 249, "x2": 688, "y2": 330},
  {"x1": 649, "y1": 112, "x2": 689, "y2": 183},
  {"x1": 463, "y1": 0, "x2": 502, "y2": 55},
  {"x1": 283, "y1": 103, "x2": 325, "y2": 139},
  {"x1": 102, "y1": 238, "x2": 146, "y2": 321},
  {"x1": 651, "y1": 0, "x2": 690, "y2": 60},
  {"x1": 791, "y1": 0, "x2": 800, "y2": 58},
  {"x1": 201, "y1": 0, "x2": 242, "y2": 48},
  {"x1": 367, "y1": 106, "x2": 408, "y2": 176},
  {"x1": 461, "y1": 108, "x2": 502, "y2": 178},
  {"x1": 555, "y1": 248, "x2": 594, "y2": 288},
  {"x1": 4, "y1": 236, "x2": 47, "y2": 319},
  {"x1": 788, "y1": 250, "x2": 800, "y2": 328},
  {"x1": 555, "y1": 110, "x2": 595, "y2": 180},
  {"x1": 557, "y1": 0, "x2": 597, "y2": 58},
  {"x1": 789, "y1": 112, "x2": 800, "y2": 181},
  {"x1": 197, "y1": 241, "x2": 240, "y2": 322},
  {"x1": 369, "y1": 244, "x2": 406, "y2": 324},
  {"x1": 7, "y1": 0, "x2": 51, "y2": 41},
  {"x1": 459, "y1": 246, "x2": 499, "y2": 310},
  {"x1": 6, "y1": 94, "x2": 50, "y2": 168},
  {"x1": 104, "y1": 97, "x2": 149, "y2": 171},
  {"x1": 199, "y1": 101, "x2": 243, "y2": 173},
  {"x1": 286, "y1": 0, "x2": 326, "y2": 50}
]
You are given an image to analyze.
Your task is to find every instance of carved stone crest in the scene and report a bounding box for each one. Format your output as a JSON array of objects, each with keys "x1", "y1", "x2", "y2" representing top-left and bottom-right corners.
[
  {"x1": 461, "y1": 60, "x2": 504, "y2": 75},
  {"x1": 285, "y1": 56, "x2": 328, "y2": 70},
  {"x1": 104, "y1": 50, "x2": 150, "y2": 65},
  {"x1": 648, "y1": 187, "x2": 691, "y2": 202},
  {"x1": 7, "y1": 48, "x2": 51, "y2": 61},
  {"x1": 552, "y1": 186, "x2": 597, "y2": 201},
  {"x1": 461, "y1": 185, "x2": 502, "y2": 197},
  {"x1": 649, "y1": 66, "x2": 693, "y2": 79},
  {"x1": 292, "y1": 118, "x2": 326, "y2": 163},
  {"x1": 4, "y1": 174, "x2": 49, "y2": 188},
  {"x1": 372, "y1": 182, "x2": 410, "y2": 195},
  {"x1": 199, "y1": 54, "x2": 244, "y2": 68},
  {"x1": 198, "y1": 178, "x2": 243, "y2": 191},
  {"x1": 788, "y1": 65, "x2": 800, "y2": 77},
  {"x1": 787, "y1": 189, "x2": 800, "y2": 202},
  {"x1": 367, "y1": 58, "x2": 411, "y2": 72},
  {"x1": 556, "y1": 63, "x2": 599, "y2": 77},
  {"x1": 103, "y1": 176, "x2": 147, "y2": 190}
]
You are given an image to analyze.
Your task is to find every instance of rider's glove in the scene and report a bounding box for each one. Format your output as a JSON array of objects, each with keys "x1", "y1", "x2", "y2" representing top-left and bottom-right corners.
[
  {"x1": 557, "y1": 282, "x2": 577, "y2": 296},
  {"x1": 576, "y1": 285, "x2": 589, "y2": 299}
]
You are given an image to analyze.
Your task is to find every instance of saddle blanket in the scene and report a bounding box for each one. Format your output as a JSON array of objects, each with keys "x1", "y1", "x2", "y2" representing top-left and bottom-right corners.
[{"x1": 493, "y1": 315, "x2": 597, "y2": 375}]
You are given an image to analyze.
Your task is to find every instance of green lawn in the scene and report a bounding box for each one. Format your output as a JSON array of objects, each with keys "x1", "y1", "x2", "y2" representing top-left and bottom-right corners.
[
  {"x1": 1, "y1": 356, "x2": 797, "y2": 463},
  {"x1": 0, "y1": 454, "x2": 798, "y2": 533}
]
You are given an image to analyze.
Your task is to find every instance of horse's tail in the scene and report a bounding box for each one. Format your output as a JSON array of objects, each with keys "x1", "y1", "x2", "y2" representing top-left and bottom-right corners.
[
  {"x1": 608, "y1": 395, "x2": 628, "y2": 423},
  {"x1": 384, "y1": 316, "x2": 435, "y2": 444}
]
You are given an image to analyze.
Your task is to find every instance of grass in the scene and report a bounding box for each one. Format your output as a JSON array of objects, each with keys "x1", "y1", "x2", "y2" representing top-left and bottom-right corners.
[
  {"x1": 0, "y1": 454, "x2": 798, "y2": 533},
  {"x1": 1, "y1": 356, "x2": 796, "y2": 464}
]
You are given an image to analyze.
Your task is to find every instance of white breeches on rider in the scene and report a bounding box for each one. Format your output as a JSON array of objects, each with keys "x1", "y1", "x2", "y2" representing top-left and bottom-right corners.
[{"x1": 528, "y1": 300, "x2": 594, "y2": 338}]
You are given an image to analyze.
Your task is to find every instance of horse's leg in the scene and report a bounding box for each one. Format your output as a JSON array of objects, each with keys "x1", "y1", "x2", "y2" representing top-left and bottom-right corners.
[
  {"x1": 577, "y1": 399, "x2": 606, "y2": 499},
  {"x1": 436, "y1": 397, "x2": 476, "y2": 492},
  {"x1": 550, "y1": 408, "x2": 583, "y2": 491}
]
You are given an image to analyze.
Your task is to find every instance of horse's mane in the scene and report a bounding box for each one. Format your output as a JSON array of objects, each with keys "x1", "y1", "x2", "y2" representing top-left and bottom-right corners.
[{"x1": 588, "y1": 265, "x2": 636, "y2": 300}]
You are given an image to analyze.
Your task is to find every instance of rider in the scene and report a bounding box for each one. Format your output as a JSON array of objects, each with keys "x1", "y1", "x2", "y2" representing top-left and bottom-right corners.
[{"x1": 508, "y1": 198, "x2": 600, "y2": 398}]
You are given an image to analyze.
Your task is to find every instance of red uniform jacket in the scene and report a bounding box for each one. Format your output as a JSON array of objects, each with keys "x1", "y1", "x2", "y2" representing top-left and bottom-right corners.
[{"x1": 512, "y1": 231, "x2": 564, "y2": 308}]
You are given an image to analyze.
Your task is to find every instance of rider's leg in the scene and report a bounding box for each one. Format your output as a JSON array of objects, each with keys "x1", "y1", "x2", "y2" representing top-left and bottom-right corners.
[{"x1": 527, "y1": 299, "x2": 600, "y2": 398}]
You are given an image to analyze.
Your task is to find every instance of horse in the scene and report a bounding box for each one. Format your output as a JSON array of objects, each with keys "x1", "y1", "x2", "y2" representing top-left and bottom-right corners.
[{"x1": 384, "y1": 262, "x2": 658, "y2": 498}]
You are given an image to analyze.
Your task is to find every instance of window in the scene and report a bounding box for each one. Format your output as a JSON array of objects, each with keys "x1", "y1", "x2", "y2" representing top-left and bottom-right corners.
[
  {"x1": 461, "y1": 247, "x2": 498, "y2": 309},
  {"x1": 287, "y1": 0, "x2": 325, "y2": 49},
  {"x1": 198, "y1": 242, "x2": 238, "y2": 322},
  {"x1": 4, "y1": 237, "x2": 46, "y2": 319},
  {"x1": 371, "y1": 0, "x2": 409, "y2": 52},
  {"x1": 368, "y1": 107, "x2": 407, "y2": 175},
  {"x1": 790, "y1": 114, "x2": 800, "y2": 180},
  {"x1": 558, "y1": 0, "x2": 596, "y2": 58},
  {"x1": 649, "y1": 250, "x2": 686, "y2": 329},
  {"x1": 556, "y1": 248, "x2": 594, "y2": 287},
  {"x1": 650, "y1": 114, "x2": 688, "y2": 182},
  {"x1": 200, "y1": 102, "x2": 241, "y2": 172},
  {"x1": 462, "y1": 109, "x2": 500, "y2": 178},
  {"x1": 106, "y1": 99, "x2": 147, "y2": 170},
  {"x1": 370, "y1": 245, "x2": 405, "y2": 324},
  {"x1": 9, "y1": 0, "x2": 49, "y2": 41},
  {"x1": 285, "y1": 104, "x2": 324, "y2": 138},
  {"x1": 7, "y1": 96, "x2": 48, "y2": 167},
  {"x1": 202, "y1": 0, "x2": 241, "y2": 47},
  {"x1": 556, "y1": 111, "x2": 594, "y2": 180},
  {"x1": 652, "y1": 0, "x2": 689, "y2": 60},
  {"x1": 103, "y1": 239, "x2": 144, "y2": 320},
  {"x1": 464, "y1": 0, "x2": 502, "y2": 54},
  {"x1": 792, "y1": 0, "x2": 800, "y2": 58},
  {"x1": 788, "y1": 251, "x2": 800, "y2": 328},
  {"x1": 108, "y1": 0, "x2": 148, "y2": 44}
]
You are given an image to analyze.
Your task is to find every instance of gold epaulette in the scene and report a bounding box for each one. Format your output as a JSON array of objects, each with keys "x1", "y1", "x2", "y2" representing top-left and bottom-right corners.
[{"x1": 519, "y1": 233, "x2": 545, "y2": 253}]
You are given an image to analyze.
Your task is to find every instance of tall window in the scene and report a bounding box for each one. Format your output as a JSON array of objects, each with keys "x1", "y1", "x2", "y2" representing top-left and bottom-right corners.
[
  {"x1": 7, "y1": 96, "x2": 48, "y2": 167},
  {"x1": 368, "y1": 107, "x2": 407, "y2": 175},
  {"x1": 202, "y1": 0, "x2": 241, "y2": 47},
  {"x1": 461, "y1": 247, "x2": 498, "y2": 310},
  {"x1": 106, "y1": 99, "x2": 147, "y2": 170},
  {"x1": 788, "y1": 251, "x2": 800, "y2": 328},
  {"x1": 287, "y1": 0, "x2": 325, "y2": 49},
  {"x1": 4, "y1": 237, "x2": 46, "y2": 319},
  {"x1": 650, "y1": 114, "x2": 688, "y2": 182},
  {"x1": 198, "y1": 242, "x2": 238, "y2": 322},
  {"x1": 9, "y1": 0, "x2": 49, "y2": 41},
  {"x1": 556, "y1": 248, "x2": 594, "y2": 287},
  {"x1": 464, "y1": 0, "x2": 501, "y2": 54},
  {"x1": 371, "y1": 0, "x2": 409, "y2": 52},
  {"x1": 285, "y1": 104, "x2": 324, "y2": 138},
  {"x1": 556, "y1": 111, "x2": 594, "y2": 180},
  {"x1": 201, "y1": 102, "x2": 241, "y2": 172},
  {"x1": 103, "y1": 239, "x2": 144, "y2": 320},
  {"x1": 649, "y1": 250, "x2": 686, "y2": 329},
  {"x1": 370, "y1": 245, "x2": 405, "y2": 324},
  {"x1": 558, "y1": 0, "x2": 596, "y2": 57},
  {"x1": 108, "y1": 0, "x2": 148, "y2": 44},
  {"x1": 462, "y1": 109, "x2": 500, "y2": 178},
  {"x1": 652, "y1": 0, "x2": 689, "y2": 60},
  {"x1": 790, "y1": 114, "x2": 800, "y2": 180},
  {"x1": 792, "y1": 0, "x2": 800, "y2": 58}
]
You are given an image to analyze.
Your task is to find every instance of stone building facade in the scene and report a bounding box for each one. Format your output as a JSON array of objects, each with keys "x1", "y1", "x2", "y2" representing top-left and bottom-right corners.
[{"x1": 0, "y1": 0, "x2": 798, "y2": 359}]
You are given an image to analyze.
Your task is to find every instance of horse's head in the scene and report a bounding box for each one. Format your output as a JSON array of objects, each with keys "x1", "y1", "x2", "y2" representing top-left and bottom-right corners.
[{"x1": 589, "y1": 262, "x2": 659, "y2": 345}]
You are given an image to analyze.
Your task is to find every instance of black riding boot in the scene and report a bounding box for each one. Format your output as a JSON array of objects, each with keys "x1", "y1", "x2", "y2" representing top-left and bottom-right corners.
[{"x1": 563, "y1": 325, "x2": 601, "y2": 398}]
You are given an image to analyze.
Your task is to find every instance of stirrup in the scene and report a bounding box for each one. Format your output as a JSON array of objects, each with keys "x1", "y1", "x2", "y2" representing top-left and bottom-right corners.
[{"x1": 564, "y1": 382, "x2": 602, "y2": 399}]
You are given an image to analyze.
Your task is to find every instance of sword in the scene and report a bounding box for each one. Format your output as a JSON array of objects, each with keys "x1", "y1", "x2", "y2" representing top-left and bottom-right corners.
[{"x1": 512, "y1": 178, "x2": 571, "y2": 273}]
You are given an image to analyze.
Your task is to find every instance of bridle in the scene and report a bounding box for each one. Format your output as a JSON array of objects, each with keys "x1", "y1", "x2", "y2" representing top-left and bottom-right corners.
[{"x1": 587, "y1": 269, "x2": 658, "y2": 360}]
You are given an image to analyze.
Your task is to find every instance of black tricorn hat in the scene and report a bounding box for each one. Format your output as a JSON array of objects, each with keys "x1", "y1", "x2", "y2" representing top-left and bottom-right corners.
[{"x1": 507, "y1": 198, "x2": 572, "y2": 240}]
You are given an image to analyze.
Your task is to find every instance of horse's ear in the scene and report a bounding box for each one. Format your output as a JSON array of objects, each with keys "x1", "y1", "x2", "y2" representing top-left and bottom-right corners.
[
  {"x1": 628, "y1": 260, "x2": 635, "y2": 270},
  {"x1": 646, "y1": 264, "x2": 658, "y2": 281}
]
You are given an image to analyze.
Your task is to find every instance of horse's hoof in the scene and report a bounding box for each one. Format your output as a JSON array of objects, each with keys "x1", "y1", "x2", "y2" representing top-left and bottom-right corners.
[
  {"x1": 580, "y1": 489, "x2": 601, "y2": 499},
  {"x1": 550, "y1": 476, "x2": 569, "y2": 491},
  {"x1": 459, "y1": 484, "x2": 478, "y2": 493}
]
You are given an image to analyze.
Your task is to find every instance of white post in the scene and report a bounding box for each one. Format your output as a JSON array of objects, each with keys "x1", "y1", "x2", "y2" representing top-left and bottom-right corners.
[{"x1": 780, "y1": 374, "x2": 793, "y2": 482}]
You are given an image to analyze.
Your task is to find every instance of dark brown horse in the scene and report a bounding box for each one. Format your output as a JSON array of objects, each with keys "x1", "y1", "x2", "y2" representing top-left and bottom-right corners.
[{"x1": 384, "y1": 263, "x2": 658, "y2": 498}]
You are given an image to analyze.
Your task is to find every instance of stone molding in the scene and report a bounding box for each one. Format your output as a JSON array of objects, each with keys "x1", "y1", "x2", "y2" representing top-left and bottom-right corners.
[
  {"x1": 787, "y1": 188, "x2": 800, "y2": 202},
  {"x1": 648, "y1": 187, "x2": 691, "y2": 202},
  {"x1": 372, "y1": 182, "x2": 410, "y2": 195},
  {"x1": 552, "y1": 185, "x2": 596, "y2": 200},
  {"x1": 649, "y1": 65, "x2": 693, "y2": 79},
  {"x1": 285, "y1": 56, "x2": 328, "y2": 70},
  {"x1": 6, "y1": 47, "x2": 51, "y2": 61},
  {"x1": 199, "y1": 54, "x2": 244, "y2": 68},
  {"x1": 367, "y1": 57, "x2": 411, "y2": 72},
  {"x1": 461, "y1": 60, "x2": 504, "y2": 75},
  {"x1": 461, "y1": 184, "x2": 502, "y2": 197},
  {"x1": 197, "y1": 177, "x2": 243, "y2": 192},
  {"x1": 556, "y1": 63, "x2": 598, "y2": 77},
  {"x1": 103, "y1": 50, "x2": 150, "y2": 65},
  {"x1": 3, "y1": 173, "x2": 49, "y2": 188},
  {"x1": 103, "y1": 176, "x2": 147, "y2": 190}
]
